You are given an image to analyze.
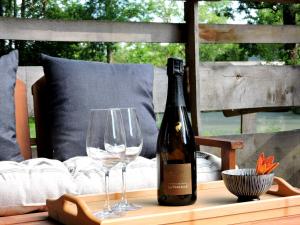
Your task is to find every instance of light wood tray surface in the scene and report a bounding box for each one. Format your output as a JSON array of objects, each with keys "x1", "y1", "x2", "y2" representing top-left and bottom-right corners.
[{"x1": 47, "y1": 177, "x2": 300, "y2": 225}]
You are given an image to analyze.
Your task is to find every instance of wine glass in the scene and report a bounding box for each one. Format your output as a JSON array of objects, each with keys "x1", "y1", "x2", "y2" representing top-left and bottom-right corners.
[
  {"x1": 112, "y1": 108, "x2": 143, "y2": 211},
  {"x1": 86, "y1": 108, "x2": 126, "y2": 219}
]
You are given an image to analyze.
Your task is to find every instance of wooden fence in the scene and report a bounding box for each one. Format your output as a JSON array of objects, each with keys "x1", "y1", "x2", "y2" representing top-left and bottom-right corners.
[{"x1": 1, "y1": 0, "x2": 300, "y2": 186}]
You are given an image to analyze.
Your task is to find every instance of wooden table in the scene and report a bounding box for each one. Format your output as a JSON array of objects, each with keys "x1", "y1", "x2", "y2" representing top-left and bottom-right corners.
[{"x1": 1, "y1": 180, "x2": 300, "y2": 225}]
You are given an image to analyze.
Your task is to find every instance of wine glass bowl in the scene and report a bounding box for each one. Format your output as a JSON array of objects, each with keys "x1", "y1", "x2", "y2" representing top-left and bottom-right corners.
[
  {"x1": 122, "y1": 108, "x2": 143, "y2": 162},
  {"x1": 104, "y1": 109, "x2": 127, "y2": 156}
]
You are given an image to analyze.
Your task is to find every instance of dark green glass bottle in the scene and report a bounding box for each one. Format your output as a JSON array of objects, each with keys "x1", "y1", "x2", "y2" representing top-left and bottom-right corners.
[{"x1": 157, "y1": 58, "x2": 197, "y2": 206}]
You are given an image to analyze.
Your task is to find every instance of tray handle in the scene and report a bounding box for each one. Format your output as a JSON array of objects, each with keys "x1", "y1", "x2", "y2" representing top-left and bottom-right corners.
[
  {"x1": 47, "y1": 194, "x2": 100, "y2": 225},
  {"x1": 267, "y1": 177, "x2": 300, "y2": 197}
]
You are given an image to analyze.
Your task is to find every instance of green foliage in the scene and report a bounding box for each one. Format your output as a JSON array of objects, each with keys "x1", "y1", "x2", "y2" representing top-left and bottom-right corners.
[
  {"x1": 231, "y1": 3, "x2": 300, "y2": 65},
  {"x1": 199, "y1": 1, "x2": 232, "y2": 24},
  {"x1": 146, "y1": 0, "x2": 182, "y2": 23},
  {"x1": 112, "y1": 0, "x2": 184, "y2": 66},
  {"x1": 113, "y1": 43, "x2": 185, "y2": 67},
  {"x1": 200, "y1": 44, "x2": 244, "y2": 61},
  {"x1": 29, "y1": 117, "x2": 36, "y2": 138}
]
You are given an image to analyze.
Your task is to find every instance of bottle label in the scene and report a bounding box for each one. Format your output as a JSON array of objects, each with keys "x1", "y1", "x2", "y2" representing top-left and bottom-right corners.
[{"x1": 163, "y1": 163, "x2": 192, "y2": 195}]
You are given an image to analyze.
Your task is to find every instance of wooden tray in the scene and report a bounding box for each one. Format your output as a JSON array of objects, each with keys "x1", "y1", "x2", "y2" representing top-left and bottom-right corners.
[{"x1": 47, "y1": 177, "x2": 300, "y2": 225}]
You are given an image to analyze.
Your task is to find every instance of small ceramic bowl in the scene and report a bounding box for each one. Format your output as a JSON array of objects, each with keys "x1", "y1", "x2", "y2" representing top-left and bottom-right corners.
[{"x1": 222, "y1": 168, "x2": 274, "y2": 202}]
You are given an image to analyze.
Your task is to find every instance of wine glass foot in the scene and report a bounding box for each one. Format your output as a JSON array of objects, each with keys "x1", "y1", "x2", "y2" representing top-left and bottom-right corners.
[
  {"x1": 93, "y1": 209, "x2": 124, "y2": 219},
  {"x1": 112, "y1": 201, "x2": 142, "y2": 212}
]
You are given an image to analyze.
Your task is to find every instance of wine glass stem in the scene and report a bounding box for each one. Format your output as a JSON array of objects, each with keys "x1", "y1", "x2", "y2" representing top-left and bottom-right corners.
[
  {"x1": 104, "y1": 171, "x2": 111, "y2": 211},
  {"x1": 121, "y1": 164, "x2": 128, "y2": 204}
]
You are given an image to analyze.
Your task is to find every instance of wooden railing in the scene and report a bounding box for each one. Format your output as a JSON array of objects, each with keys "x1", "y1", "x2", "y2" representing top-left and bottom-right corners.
[{"x1": 1, "y1": 18, "x2": 300, "y2": 44}]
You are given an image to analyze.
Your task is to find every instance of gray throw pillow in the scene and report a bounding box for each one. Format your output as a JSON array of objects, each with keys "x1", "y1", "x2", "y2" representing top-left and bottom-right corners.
[
  {"x1": 0, "y1": 50, "x2": 23, "y2": 162},
  {"x1": 41, "y1": 54, "x2": 158, "y2": 161}
]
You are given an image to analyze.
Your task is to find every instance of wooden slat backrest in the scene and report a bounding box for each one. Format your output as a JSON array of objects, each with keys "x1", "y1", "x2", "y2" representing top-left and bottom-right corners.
[
  {"x1": 31, "y1": 77, "x2": 53, "y2": 159},
  {"x1": 15, "y1": 79, "x2": 31, "y2": 159}
]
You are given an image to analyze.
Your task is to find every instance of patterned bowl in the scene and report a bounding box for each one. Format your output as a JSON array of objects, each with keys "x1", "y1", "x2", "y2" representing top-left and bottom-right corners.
[{"x1": 222, "y1": 168, "x2": 274, "y2": 202}]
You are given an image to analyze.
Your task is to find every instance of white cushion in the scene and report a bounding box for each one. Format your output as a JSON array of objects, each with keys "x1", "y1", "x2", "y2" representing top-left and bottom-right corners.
[
  {"x1": 0, "y1": 158, "x2": 77, "y2": 216},
  {"x1": 64, "y1": 152, "x2": 221, "y2": 195},
  {"x1": 196, "y1": 152, "x2": 222, "y2": 182},
  {"x1": 0, "y1": 153, "x2": 221, "y2": 216}
]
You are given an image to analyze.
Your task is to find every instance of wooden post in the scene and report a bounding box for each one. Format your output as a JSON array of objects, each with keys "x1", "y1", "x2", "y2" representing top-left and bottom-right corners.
[
  {"x1": 221, "y1": 147, "x2": 236, "y2": 171},
  {"x1": 241, "y1": 113, "x2": 257, "y2": 134},
  {"x1": 185, "y1": 0, "x2": 200, "y2": 135}
]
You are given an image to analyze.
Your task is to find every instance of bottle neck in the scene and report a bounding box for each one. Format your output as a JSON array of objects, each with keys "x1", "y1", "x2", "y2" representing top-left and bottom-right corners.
[{"x1": 166, "y1": 74, "x2": 186, "y2": 107}]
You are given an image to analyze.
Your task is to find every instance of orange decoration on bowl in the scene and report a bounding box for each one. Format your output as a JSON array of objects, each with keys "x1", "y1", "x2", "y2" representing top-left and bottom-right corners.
[{"x1": 256, "y1": 152, "x2": 279, "y2": 175}]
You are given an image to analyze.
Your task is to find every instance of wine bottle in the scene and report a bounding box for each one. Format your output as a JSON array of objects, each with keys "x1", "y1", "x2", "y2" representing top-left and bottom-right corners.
[{"x1": 157, "y1": 58, "x2": 197, "y2": 206}]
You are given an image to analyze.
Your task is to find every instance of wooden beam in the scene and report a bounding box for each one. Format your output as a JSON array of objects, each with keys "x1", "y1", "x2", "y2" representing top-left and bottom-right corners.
[
  {"x1": 199, "y1": 64, "x2": 300, "y2": 111},
  {"x1": 0, "y1": 17, "x2": 184, "y2": 43},
  {"x1": 153, "y1": 65, "x2": 300, "y2": 113},
  {"x1": 1, "y1": 18, "x2": 300, "y2": 44},
  {"x1": 185, "y1": 0, "x2": 201, "y2": 135},
  {"x1": 241, "y1": 113, "x2": 257, "y2": 134},
  {"x1": 223, "y1": 107, "x2": 290, "y2": 116},
  {"x1": 195, "y1": 136, "x2": 244, "y2": 150},
  {"x1": 17, "y1": 65, "x2": 300, "y2": 114},
  {"x1": 199, "y1": 24, "x2": 300, "y2": 43}
]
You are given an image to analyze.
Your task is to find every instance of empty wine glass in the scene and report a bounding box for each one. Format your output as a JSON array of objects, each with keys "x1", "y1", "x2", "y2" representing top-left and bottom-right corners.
[
  {"x1": 86, "y1": 108, "x2": 126, "y2": 219},
  {"x1": 112, "y1": 108, "x2": 143, "y2": 211}
]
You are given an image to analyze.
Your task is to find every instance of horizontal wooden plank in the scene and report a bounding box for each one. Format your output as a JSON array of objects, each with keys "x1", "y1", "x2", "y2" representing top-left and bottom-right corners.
[
  {"x1": 200, "y1": 129, "x2": 300, "y2": 188},
  {"x1": 0, "y1": 17, "x2": 184, "y2": 43},
  {"x1": 1, "y1": 18, "x2": 300, "y2": 43},
  {"x1": 199, "y1": 64, "x2": 300, "y2": 111},
  {"x1": 154, "y1": 64, "x2": 300, "y2": 112},
  {"x1": 19, "y1": 65, "x2": 300, "y2": 114},
  {"x1": 195, "y1": 136, "x2": 243, "y2": 149},
  {"x1": 199, "y1": 24, "x2": 300, "y2": 43}
]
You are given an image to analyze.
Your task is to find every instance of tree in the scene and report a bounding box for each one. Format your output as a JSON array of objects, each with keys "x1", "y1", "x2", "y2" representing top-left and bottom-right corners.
[
  {"x1": 113, "y1": 0, "x2": 184, "y2": 66},
  {"x1": 228, "y1": 2, "x2": 300, "y2": 65},
  {"x1": 198, "y1": 1, "x2": 245, "y2": 62},
  {"x1": 82, "y1": 0, "x2": 160, "y2": 63}
]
